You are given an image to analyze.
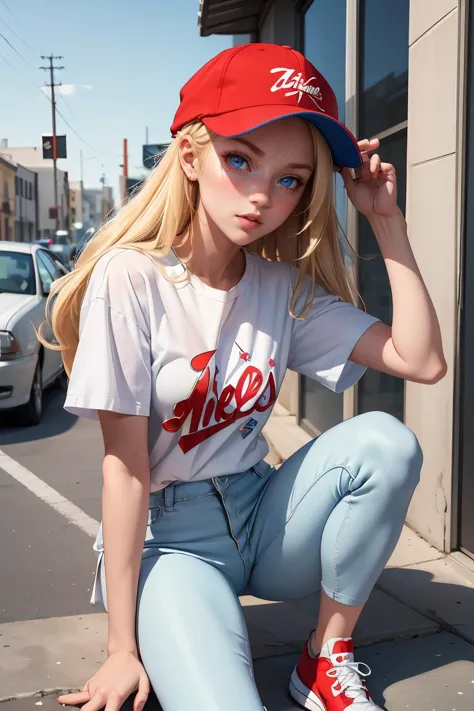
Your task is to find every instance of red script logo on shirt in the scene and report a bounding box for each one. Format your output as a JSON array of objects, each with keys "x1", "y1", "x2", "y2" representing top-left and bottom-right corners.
[{"x1": 162, "y1": 349, "x2": 277, "y2": 453}]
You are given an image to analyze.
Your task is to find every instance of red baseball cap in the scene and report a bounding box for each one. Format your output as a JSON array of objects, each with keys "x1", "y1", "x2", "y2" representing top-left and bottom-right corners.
[{"x1": 171, "y1": 43, "x2": 362, "y2": 169}]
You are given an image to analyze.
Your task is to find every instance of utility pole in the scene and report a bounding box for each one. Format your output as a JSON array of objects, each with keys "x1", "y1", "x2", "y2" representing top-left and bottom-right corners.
[
  {"x1": 80, "y1": 149, "x2": 84, "y2": 225},
  {"x1": 40, "y1": 54, "x2": 64, "y2": 235},
  {"x1": 100, "y1": 168, "x2": 106, "y2": 219},
  {"x1": 122, "y1": 138, "x2": 128, "y2": 203}
]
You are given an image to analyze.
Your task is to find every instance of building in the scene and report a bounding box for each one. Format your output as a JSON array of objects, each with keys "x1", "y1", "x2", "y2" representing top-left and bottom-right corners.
[
  {"x1": 14, "y1": 165, "x2": 39, "y2": 242},
  {"x1": 32, "y1": 165, "x2": 69, "y2": 239},
  {"x1": 71, "y1": 182, "x2": 115, "y2": 229},
  {"x1": 199, "y1": 1, "x2": 473, "y2": 566},
  {"x1": 1, "y1": 145, "x2": 70, "y2": 238},
  {"x1": 69, "y1": 181, "x2": 83, "y2": 230},
  {"x1": 0, "y1": 155, "x2": 16, "y2": 241}
]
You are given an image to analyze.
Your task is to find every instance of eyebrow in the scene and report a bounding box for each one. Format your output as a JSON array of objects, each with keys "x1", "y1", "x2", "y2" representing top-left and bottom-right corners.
[
  {"x1": 286, "y1": 162, "x2": 314, "y2": 172},
  {"x1": 231, "y1": 137, "x2": 314, "y2": 172}
]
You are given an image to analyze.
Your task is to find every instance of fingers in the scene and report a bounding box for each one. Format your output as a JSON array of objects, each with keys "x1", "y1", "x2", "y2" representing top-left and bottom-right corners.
[
  {"x1": 358, "y1": 137, "x2": 380, "y2": 154},
  {"x1": 81, "y1": 689, "x2": 108, "y2": 711},
  {"x1": 133, "y1": 674, "x2": 151, "y2": 711},
  {"x1": 57, "y1": 690, "x2": 90, "y2": 706},
  {"x1": 369, "y1": 153, "x2": 382, "y2": 175},
  {"x1": 104, "y1": 690, "x2": 128, "y2": 711}
]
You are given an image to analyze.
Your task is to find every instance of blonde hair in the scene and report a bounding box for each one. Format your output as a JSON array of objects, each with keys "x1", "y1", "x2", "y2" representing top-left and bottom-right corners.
[{"x1": 39, "y1": 120, "x2": 358, "y2": 376}]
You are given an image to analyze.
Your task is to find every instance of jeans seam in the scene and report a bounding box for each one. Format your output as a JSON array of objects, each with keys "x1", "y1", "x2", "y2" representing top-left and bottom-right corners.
[
  {"x1": 254, "y1": 465, "x2": 352, "y2": 567},
  {"x1": 150, "y1": 491, "x2": 216, "y2": 506},
  {"x1": 321, "y1": 581, "x2": 363, "y2": 605},
  {"x1": 174, "y1": 491, "x2": 217, "y2": 502},
  {"x1": 332, "y1": 499, "x2": 352, "y2": 595},
  {"x1": 212, "y1": 478, "x2": 248, "y2": 589}
]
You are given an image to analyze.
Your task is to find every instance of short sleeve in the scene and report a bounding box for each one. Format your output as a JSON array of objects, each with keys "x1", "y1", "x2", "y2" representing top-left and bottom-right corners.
[
  {"x1": 288, "y1": 280, "x2": 379, "y2": 393},
  {"x1": 64, "y1": 251, "x2": 153, "y2": 420}
]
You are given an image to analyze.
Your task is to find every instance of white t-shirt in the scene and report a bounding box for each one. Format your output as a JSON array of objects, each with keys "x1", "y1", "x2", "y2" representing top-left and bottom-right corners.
[{"x1": 64, "y1": 247, "x2": 378, "y2": 492}]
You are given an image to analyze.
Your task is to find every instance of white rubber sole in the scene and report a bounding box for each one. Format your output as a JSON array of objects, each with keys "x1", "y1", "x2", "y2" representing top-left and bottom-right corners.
[{"x1": 289, "y1": 667, "x2": 326, "y2": 711}]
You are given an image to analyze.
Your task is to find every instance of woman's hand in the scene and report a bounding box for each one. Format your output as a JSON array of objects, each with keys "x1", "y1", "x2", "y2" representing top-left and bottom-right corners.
[
  {"x1": 340, "y1": 138, "x2": 399, "y2": 219},
  {"x1": 57, "y1": 651, "x2": 150, "y2": 711}
]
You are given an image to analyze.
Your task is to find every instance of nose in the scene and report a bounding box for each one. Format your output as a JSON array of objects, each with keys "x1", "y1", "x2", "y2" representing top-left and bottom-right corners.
[{"x1": 249, "y1": 191, "x2": 271, "y2": 209}]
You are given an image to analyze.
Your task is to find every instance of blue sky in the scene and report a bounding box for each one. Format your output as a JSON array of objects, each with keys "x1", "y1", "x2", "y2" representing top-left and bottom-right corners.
[{"x1": 0, "y1": 0, "x2": 232, "y2": 204}]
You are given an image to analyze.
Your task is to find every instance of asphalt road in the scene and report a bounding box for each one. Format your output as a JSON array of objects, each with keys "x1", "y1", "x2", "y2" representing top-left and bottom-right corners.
[{"x1": 0, "y1": 384, "x2": 104, "y2": 624}]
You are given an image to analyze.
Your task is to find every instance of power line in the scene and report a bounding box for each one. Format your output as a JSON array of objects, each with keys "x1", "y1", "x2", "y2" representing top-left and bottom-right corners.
[
  {"x1": 0, "y1": 12, "x2": 39, "y2": 54},
  {"x1": 0, "y1": 47, "x2": 30, "y2": 79},
  {"x1": 58, "y1": 93, "x2": 79, "y2": 121},
  {"x1": 3, "y1": 46, "x2": 122, "y2": 167},
  {"x1": 0, "y1": 29, "x2": 36, "y2": 71},
  {"x1": 0, "y1": 0, "x2": 22, "y2": 27},
  {"x1": 54, "y1": 104, "x2": 122, "y2": 158}
]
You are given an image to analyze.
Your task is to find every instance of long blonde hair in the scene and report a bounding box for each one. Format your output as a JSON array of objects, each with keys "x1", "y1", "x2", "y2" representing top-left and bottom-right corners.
[{"x1": 39, "y1": 120, "x2": 358, "y2": 376}]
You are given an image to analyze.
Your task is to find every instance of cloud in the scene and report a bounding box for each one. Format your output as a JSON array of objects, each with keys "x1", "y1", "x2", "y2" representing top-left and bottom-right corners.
[{"x1": 40, "y1": 84, "x2": 93, "y2": 98}]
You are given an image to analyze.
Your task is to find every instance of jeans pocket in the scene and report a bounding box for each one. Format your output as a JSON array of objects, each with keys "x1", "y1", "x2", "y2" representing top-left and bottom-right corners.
[
  {"x1": 149, "y1": 505, "x2": 162, "y2": 525},
  {"x1": 251, "y1": 460, "x2": 272, "y2": 478}
]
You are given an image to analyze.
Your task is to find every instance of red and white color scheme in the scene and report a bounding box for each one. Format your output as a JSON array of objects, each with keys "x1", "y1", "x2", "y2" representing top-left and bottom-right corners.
[
  {"x1": 65, "y1": 247, "x2": 377, "y2": 493},
  {"x1": 290, "y1": 637, "x2": 382, "y2": 711},
  {"x1": 170, "y1": 43, "x2": 362, "y2": 169}
]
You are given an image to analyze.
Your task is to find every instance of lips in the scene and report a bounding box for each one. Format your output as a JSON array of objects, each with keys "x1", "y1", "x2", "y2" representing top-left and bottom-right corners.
[{"x1": 237, "y1": 213, "x2": 262, "y2": 224}]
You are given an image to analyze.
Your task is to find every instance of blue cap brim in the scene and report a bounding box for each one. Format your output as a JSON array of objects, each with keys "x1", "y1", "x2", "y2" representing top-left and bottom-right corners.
[{"x1": 224, "y1": 111, "x2": 362, "y2": 169}]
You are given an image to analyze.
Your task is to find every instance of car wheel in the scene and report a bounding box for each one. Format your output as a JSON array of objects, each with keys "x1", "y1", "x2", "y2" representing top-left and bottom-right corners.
[{"x1": 16, "y1": 362, "x2": 43, "y2": 426}]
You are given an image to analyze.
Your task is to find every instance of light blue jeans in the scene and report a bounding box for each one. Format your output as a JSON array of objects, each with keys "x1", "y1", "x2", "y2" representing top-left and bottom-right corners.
[{"x1": 99, "y1": 412, "x2": 422, "y2": 710}]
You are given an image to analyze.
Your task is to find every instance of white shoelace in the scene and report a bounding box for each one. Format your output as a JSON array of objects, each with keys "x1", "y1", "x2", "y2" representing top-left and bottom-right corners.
[{"x1": 326, "y1": 658, "x2": 372, "y2": 700}]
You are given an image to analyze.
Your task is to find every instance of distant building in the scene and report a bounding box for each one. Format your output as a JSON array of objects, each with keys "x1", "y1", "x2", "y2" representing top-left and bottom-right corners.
[
  {"x1": 1, "y1": 145, "x2": 69, "y2": 238},
  {"x1": 14, "y1": 165, "x2": 39, "y2": 242},
  {"x1": 69, "y1": 182, "x2": 115, "y2": 234},
  {"x1": 69, "y1": 181, "x2": 82, "y2": 230},
  {"x1": 0, "y1": 155, "x2": 16, "y2": 241}
]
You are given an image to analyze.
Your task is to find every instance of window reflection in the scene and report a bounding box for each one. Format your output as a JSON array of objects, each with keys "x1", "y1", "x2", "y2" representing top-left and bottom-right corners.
[
  {"x1": 359, "y1": 0, "x2": 409, "y2": 138},
  {"x1": 301, "y1": 0, "x2": 347, "y2": 434},
  {"x1": 303, "y1": 0, "x2": 347, "y2": 124}
]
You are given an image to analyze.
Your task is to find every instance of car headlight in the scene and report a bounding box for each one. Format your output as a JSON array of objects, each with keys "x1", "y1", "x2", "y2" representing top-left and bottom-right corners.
[{"x1": 0, "y1": 331, "x2": 20, "y2": 361}]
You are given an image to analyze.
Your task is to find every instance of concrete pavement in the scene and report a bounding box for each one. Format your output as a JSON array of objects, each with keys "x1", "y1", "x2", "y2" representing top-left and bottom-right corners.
[{"x1": 1, "y1": 394, "x2": 474, "y2": 709}]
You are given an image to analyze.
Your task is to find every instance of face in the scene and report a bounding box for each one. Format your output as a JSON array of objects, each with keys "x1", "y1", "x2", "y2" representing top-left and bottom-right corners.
[{"x1": 180, "y1": 118, "x2": 315, "y2": 247}]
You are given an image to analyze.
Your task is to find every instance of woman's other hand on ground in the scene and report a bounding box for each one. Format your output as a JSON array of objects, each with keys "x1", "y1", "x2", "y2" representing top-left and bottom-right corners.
[{"x1": 57, "y1": 651, "x2": 150, "y2": 711}]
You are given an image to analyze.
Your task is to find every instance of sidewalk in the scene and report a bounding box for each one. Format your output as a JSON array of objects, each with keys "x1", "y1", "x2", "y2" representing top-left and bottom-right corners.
[{"x1": 1, "y1": 406, "x2": 474, "y2": 710}]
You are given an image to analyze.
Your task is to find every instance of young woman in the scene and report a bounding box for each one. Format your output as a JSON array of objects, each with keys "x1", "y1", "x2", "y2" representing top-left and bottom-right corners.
[{"x1": 46, "y1": 43, "x2": 446, "y2": 711}]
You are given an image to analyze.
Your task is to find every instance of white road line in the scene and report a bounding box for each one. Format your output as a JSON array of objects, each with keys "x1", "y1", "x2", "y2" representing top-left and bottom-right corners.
[{"x1": 0, "y1": 448, "x2": 99, "y2": 538}]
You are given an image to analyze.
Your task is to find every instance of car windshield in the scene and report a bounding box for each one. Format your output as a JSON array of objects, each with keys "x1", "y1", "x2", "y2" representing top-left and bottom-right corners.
[{"x1": 0, "y1": 252, "x2": 36, "y2": 295}]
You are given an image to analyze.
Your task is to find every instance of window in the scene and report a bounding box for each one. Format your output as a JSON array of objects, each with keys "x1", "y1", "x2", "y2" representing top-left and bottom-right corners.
[
  {"x1": 359, "y1": 0, "x2": 409, "y2": 138},
  {"x1": 357, "y1": 0, "x2": 409, "y2": 421},
  {"x1": 36, "y1": 251, "x2": 55, "y2": 293},
  {"x1": 303, "y1": 0, "x2": 347, "y2": 231},
  {"x1": 300, "y1": 0, "x2": 347, "y2": 435},
  {"x1": 36, "y1": 250, "x2": 67, "y2": 293},
  {"x1": 0, "y1": 252, "x2": 35, "y2": 295},
  {"x1": 37, "y1": 249, "x2": 66, "y2": 285}
]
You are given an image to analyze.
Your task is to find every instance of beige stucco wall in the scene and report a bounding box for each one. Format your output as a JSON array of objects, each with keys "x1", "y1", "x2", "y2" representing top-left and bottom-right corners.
[
  {"x1": 404, "y1": 0, "x2": 461, "y2": 550},
  {"x1": 0, "y1": 161, "x2": 16, "y2": 240}
]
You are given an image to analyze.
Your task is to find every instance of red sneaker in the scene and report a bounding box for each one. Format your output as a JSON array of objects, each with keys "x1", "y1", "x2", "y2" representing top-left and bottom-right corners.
[{"x1": 289, "y1": 636, "x2": 382, "y2": 710}]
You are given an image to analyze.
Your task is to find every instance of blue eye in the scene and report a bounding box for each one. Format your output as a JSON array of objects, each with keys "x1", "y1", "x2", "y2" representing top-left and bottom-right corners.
[
  {"x1": 278, "y1": 176, "x2": 301, "y2": 190},
  {"x1": 227, "y1": 154, "x2": 248, "y2": 170}
]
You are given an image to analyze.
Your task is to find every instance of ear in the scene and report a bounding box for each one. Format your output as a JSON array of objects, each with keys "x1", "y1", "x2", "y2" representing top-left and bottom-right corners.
[{"x1": 178, "y1": 137, "x2": 199, "y2": 181}]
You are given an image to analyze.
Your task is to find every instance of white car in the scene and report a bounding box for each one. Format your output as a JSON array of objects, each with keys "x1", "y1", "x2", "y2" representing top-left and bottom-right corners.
[{"x1": 0, "y1": 241, "x2": 69, "y2": 426}]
